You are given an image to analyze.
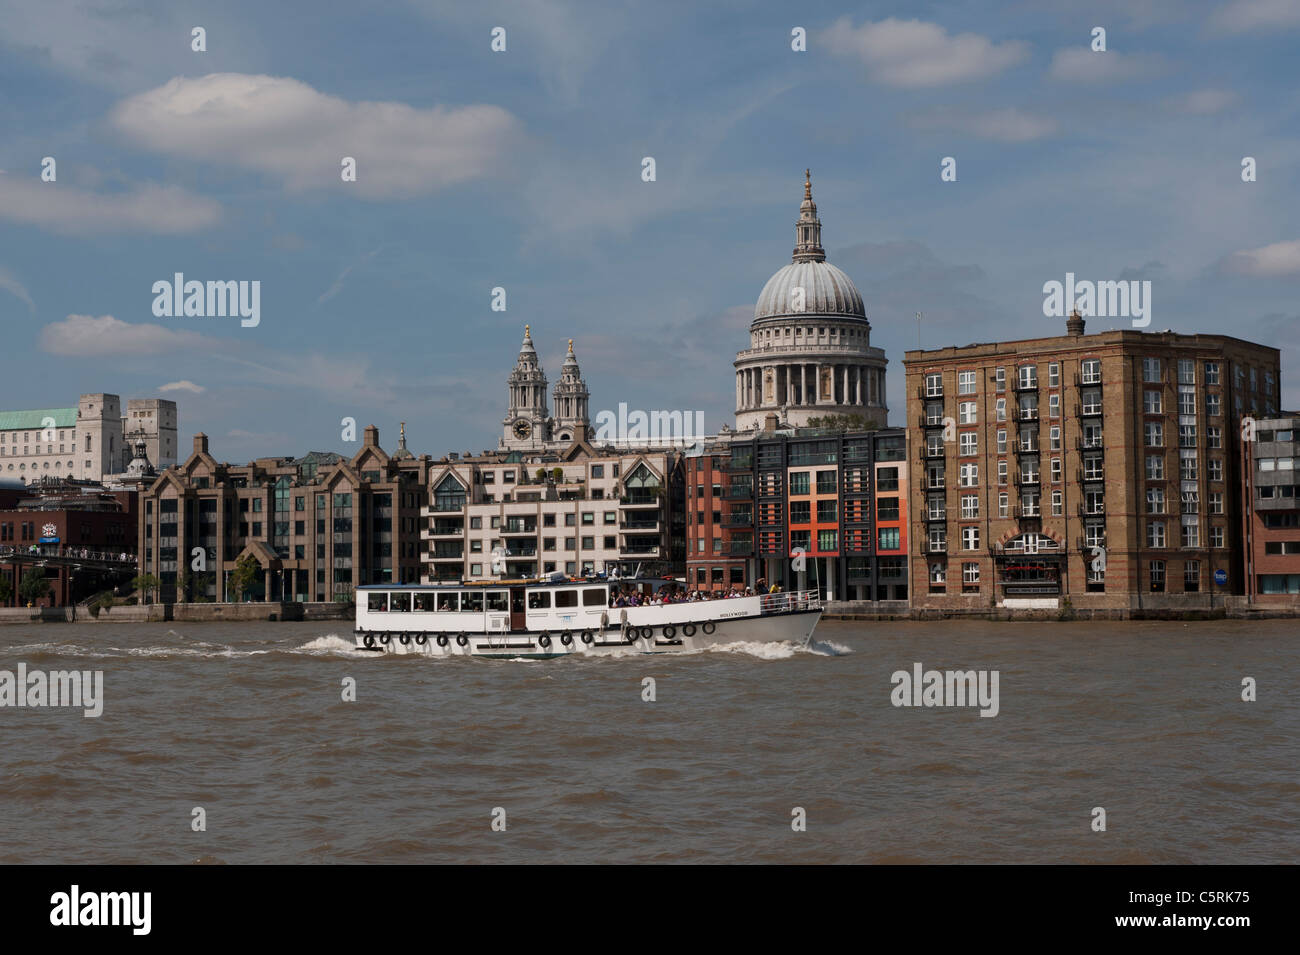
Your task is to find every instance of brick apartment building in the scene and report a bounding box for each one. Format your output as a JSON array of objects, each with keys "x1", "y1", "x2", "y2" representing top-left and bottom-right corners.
[
  {"x1": 687, "y1": 425, "x2": 909, "y2": 601},
  {"x1": 1241, "y1": 414, "x2": 1300, "y2": 604},
  {"x1": 904, "y1": 313, "x2": 1280, "y2": 611},
  {"x1": 138, "y1": 426, "x2": 429, "y2": 602}
]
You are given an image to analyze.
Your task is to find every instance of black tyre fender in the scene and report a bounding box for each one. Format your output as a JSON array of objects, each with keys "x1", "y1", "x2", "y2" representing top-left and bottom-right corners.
[
  {"x1": 624, "y1": 629, "x2": 637, "y2": 644},
  {"x1": 363, "y1": 633, "x2": 375, "y2": 648},
  {"x1": 379, "y1": 633, "x2": 391, "y2": 645},
  {"x1": 640, "y1": 627, "x2": 653, "y2": 641},
  {"x1": 560, "y1": 632, "x2": 573, "y2": 646},
  {"x1": 436, "y1": 634, "x2": 449, "y2": 647},
  {"x1": 399, "y1": 634, "x2": 410, "y2": 646},
  {"x1": 682, "y1": 624, "x2": 696, "y2": 637},
  {"x1": 456, "y1": 633, "x2": 468, "y2": 647},
  {"x1": 662, "y1": 625, "x2": 676, "y2": 639},
  {"x1": 539, "y1": 632, "x2": 552, "y2": 648},
  {"x1": 702, "y1": 621, "x2": 716, "y2": 635},
  {"x1": 580, "y1": 630, "x2": 593, "y2": 645},
  {"x1": 415, "y1": 634, "x2": 427, "y2": 646}
]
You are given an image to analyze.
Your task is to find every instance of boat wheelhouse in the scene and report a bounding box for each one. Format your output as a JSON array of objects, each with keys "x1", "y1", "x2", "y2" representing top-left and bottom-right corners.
[{"x1": 354, "y1": 576, "x2": 822, "y2": 658}]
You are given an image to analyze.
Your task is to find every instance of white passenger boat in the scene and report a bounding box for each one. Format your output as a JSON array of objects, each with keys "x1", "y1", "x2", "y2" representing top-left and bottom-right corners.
[{"x1": 353, "y1": 577, "x2": 822, "y2": 658}]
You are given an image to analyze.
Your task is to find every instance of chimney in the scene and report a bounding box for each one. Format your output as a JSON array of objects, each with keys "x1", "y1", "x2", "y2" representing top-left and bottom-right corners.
[
  {"x1": 363, "y1": 424, "x2": 379, "y2": 447},
  {"x1": 763, "y1": 412, "x2": 779, "y2": 433},
  {"x1": 1066, "y1": 308, "x2": 1086, "y2": 337},
  {"x1": 193, "y1": 433, "x2": 208, "y2": 454}
]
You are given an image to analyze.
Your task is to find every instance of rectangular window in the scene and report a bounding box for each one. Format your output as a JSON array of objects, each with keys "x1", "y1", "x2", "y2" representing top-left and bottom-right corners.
[
  {"x1": 877, "y1": 527, "x2": 899, "y2": 550},
  {"x1": 1144, "y1": 390, "x2": 1162, "y2": 414},
  {"x1": 1049, "y1": 393, "x2": 1060, "y2": 418},
  {"x1": 962, "y1": 526, "x2": 980, "y2": 550},
  {"x1": 1147, "y1": 487, "x2": 1166, "y2": 514},
  {"x1": 789, "y1": 472, "x2": 810, "y2": 495},
  {"x1": 1050, "y1": 458, "x2": 1062, "y2": 483},
  {"x1": 958, "y1": 370, "x2": 976, "y2": 394},
  {"x1": 997, "y1": 460, "x2": 1007, "y2": 486},
  {"x1": 996, "y1": 429, "x2": 1007, "y2": 454},
  {"x1": 1208, "y1": 459, "x2": 1223, "y2": 482},
  {"x1": 1206, "y1": 393, "x2": 1221, "y2": 417},
  {"x1": 998, "y1": 493, "x2": 1008, "y2": 518},
  {"x1": 995, "y1": 367, "x2": 1005, "y2": 392},
  {"x1": 959, "y1": 402, "x2": 976, "y2": 425},
  {"x1": 963, "y1": 562, "x2": 980, "y2": 584},
  {"x1": 1149, "y1": 560, "x2": 1166, "y2": 592},
  {"x1": 1148, "y1": 522, "x2": 1166, "y2": 548},
  {"x1": 1080, "y1": 359, "x2": 1101, "y2": 385},
  {"x1": 995, "y1": 398, "x2": 1006, "y2": 422},
  {"x1": 1048, "y1": 363, "x2": 1060, "y2": 388},
  {"x1": 1181, "y1": 523, "x2": 1200, "y2": 548},
  {"x1": 1204, "y1": 362, "x2": 1220, "y2": 385},
  {"x1": 1050, "y1": 425, "x2": 1061, "y2": 451},
  {"x1": 959, "y1": 463, "x2": 978, "y2": 487},
  {"x1": 925, "y1": 373, "x2": 943, "y2": 397},
  {"x1": 961, "y1": 495, "x2": 979, "y2": 519},
  {"x1": 1145, "y1": 422, "x2": 1164, "y2": 447},
  {"x1": 1018, "y1": 365, "x2": 1037, "y2": 389},
  {"x1": 959, "y1": 432, "x2": 978, "y2": 456},
  {"x1": 1210, "y1": 526, "x2": 1225, "y2": 548},
  {"x1": 1209, "y1": 492, "x2": 1223, "y2": 515},
  {"x1": 1180, "y1": 453, "x2": 1198, "y2": 481},
  {"x1": 1146, "y1": 455, "x2": 1164, "y2": 480},
  {"x1": 1143, "y1": 357, "x2": 1162, "y2": 383},
  {"x1": 1051, "y1": 489, "x2": 1062, "y2": 516}
]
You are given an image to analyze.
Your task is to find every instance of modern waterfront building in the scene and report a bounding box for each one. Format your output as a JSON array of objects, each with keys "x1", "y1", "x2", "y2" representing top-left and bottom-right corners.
[
  {"x1": 904, "y1": 312, "x2": 1281, "y2": 611},
  {"x1": 0, "y1": 394, "x2": 177, "y2": 484},
  {"x1": 685, "y1": 421, "x2": 909, "y2": 602},
  {"x1": 734, "y1": 171, "x2": 889, "y2": 432},
  {"x1": 1241, "y1": 414, "x2": 1300, "y2": 604},
  {"x1": 422, "y1": 440, "x2": 684, "y2": 583},
  {"x1": 137, "y1": 426, "x2": 429, "y2": 603}
]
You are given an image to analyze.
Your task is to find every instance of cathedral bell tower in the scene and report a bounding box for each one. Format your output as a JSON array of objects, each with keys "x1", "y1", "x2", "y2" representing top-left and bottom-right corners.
[
  {"x1": 503, "y1": 325, "x2": 551, "y2": 449},
  {"x1": 551, "y1": 339, "x2": 590, "y2": 443}
]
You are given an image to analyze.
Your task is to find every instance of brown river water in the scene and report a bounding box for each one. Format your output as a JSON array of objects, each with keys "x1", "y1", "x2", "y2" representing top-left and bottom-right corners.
[{"x1": 0, "y1": 618, "x2": 1295, "y2": 864}]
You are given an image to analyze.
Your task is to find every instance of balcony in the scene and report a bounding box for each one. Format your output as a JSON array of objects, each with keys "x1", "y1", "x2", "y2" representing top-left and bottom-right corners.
[
  {"x1": 620, "y1": 518, "x2": 661, "y2": 530},
  {"x1": 725, "y1": 484, "x2": 754, "y2": 500},
  {"x1": 622, "y1": 544, "x2": 664, "y2": 557},
  {"x1": 1077, "y1": 536, "x2": 1107, "y2": 553},
  {"x1": 919, "y1": 414, "x2": 946, "y2": 429},
  {"x1": 922, "y1": 478, "x2": 946, "y2": 492},
  {"x1": 1074, "y1": 373, "x2": 1104, "y2": 390},
  {"x1": 1078, "y1": 502, "x2": 1106, "y2": 518},
  {"x1": 502, "y1": 522, "x2": 537, "y2": 535},
  {"x1": 1017, "y1": 407, "x2": 1039, "y2": 422},
  {"x1": 430, "y1": 501, "x2": 466, "y2": 512},
  {"x1": 620, "y1": 493, "x2": 662, "y2": 507},
  {"x1": 727, "y1": 540, "x2": 755, "y2": 557},
  {"x1": 722, "y1": 511, "x2": 754, "y2": 528},
  {"x1": 1015, "y1": 504, "x2": 1041, "y2": 519},
  {"x1": 1016, "y1": 473, "x2": 1041, "y2": 487},
  {"x1": 1077, "y1": 437, "x2": 1105, "y2": 454},
  {"x1": 429, "y1": 546, "x2": 464, "y2": 560},
  {"x1": 920, "y1": 445, "x2": 946, "y2": 461},
  {"x1": 917, "y1": 384, "x2": 944, "y2": 400},
  {"x1": 1075, "y1": 403, "x2": 1104, "y2": 418},
  {"x1": 1014, "y1": 441, "x2": 1040, "y2": 457},
  {"x1": 1078, "y1": 468, "x2": 1105, "y2": 484},
  {"x1": 925, "y1": 509, "x2": 947, "y2": 522},
  {"x1": 428, "y1": 521, "x2": 464, "y2": 536},
  {"x1": 1013, "y1": 378, "x2": 1039, "y2": 393},
  {"x1": 919, "y1": 538, "x2": 948, "y2": 557},
  {"x1": 504, "y1": 545, "x2": 537, "y2": 557}
]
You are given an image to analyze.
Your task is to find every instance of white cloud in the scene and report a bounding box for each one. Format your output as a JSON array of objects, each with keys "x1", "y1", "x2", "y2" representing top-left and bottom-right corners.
[
  {"x1": 0, "y1": 177, "x2": 221, "y2": 235},
  {"x1": 158, "y1": 380, "x2": 206, "y2": 394},
  {"x1": 1172, "y1": 88, "x2": 1238, "y2": 114},
  {"x1": 110, "y1": 73, "x2": 523, "y2": 199},
  {"x1": 1218, "y1": 239, "x2": 1300, "y2": 277},
  {"x1": 0, "y1": 266, "x2": 35, "y2": 312},
  {"x1": 40, "y1": 314, "x2": 216, "y2": 356},
  {"x1": 1048, "y1": 47, "x2": 1160, "y2": 83},
  {"x1": 823, "y1": 18, "x2": 1027, "y2": 88},
  {"x1": 908, "y1": 106, "x2": 1058, "y2": 142},
  {"x1": 1212, "y1": 0, "x2": 1300, "y2": 33}
]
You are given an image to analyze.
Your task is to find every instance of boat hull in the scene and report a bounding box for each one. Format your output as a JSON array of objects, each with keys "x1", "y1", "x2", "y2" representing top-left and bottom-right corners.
[{"x1": 354, "y1": 608, "x2": 822, "y2": 658}]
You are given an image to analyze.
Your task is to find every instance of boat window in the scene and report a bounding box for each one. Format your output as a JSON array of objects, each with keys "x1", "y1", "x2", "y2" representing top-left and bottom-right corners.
[
  {"x1": 582, "y1": 587, "x2": 606, "y2": 606},
  {"x1": 486, "y1": 591, "x2": 508, "y2": 612},
  {"x1": 460, "y1": 591, "x2": 483, "y2": 612},
  {"x1": 436, "y1": 592, "x2": 458, "y2": 612},
  {"x1": 413, "y1": 592, "x2": 434, "y2": 612},
  {"x1": 555, "y1": 589, "x2": 578, "y2": 608},
  {"x1": 367, "y1": 593, "x2": 387, "y2": 612},
  {"x1": 390, "y1": 592, "x2": 411, "y2": 612},
  {"x1": 528, "y1": 591, "x2": 551, "y2": 609}
]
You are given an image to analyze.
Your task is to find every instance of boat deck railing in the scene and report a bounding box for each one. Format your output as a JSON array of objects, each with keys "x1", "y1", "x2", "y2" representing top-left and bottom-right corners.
[{"x1": 759, "y1": 589, "x2": 822, "y2": 614}]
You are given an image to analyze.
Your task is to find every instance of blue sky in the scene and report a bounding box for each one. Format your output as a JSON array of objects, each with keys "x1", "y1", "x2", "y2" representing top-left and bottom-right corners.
[{"x1": 2, "y1": 0, "x2": 1298, "y2": 463}]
